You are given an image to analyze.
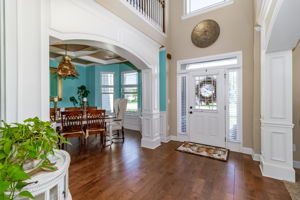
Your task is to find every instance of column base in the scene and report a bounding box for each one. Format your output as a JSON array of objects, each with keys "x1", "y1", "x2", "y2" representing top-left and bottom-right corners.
[
  {"x1": 141, "y1": 136, "x2": 161, "y2": 149},
  {"x1": 260, "y1": 157, "x2": 295, "y2": 182}
]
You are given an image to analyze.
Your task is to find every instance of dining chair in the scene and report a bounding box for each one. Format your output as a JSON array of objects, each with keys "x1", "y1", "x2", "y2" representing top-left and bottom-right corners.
[
  {"x1": 50, "y1": 108, "x2": 60, "y2": 122},
  {"x1": 65, "y1": 107, "x2": 82, "y2": 111},
  {"x1": 86, "y1": 107, "x2": 97, "y2": 111},
  {"x1": 110, "y1": 99, "x2": 128, "y2": 142},
  {"x1": 85, "y1": 109, "x2": 106, "y2": 146},
  {"x1": 60, "y1": 110, "x2": 84, "y2": 149}
]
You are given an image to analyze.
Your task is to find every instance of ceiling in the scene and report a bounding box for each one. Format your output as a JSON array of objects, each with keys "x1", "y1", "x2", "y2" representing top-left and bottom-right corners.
[
  {"x1": 267, "y1": 0, "x2": 300, "y2": 52},
  {"x1": 50, "y1": 44, "x2": 127, "y2": 66}
]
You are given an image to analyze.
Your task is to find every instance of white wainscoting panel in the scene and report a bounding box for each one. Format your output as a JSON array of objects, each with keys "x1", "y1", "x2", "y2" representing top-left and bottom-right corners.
[
  {"x1": 260, "y1": 50, "x2": 295, "y2": 182},
  {"x1": 160, "y1": 111, "x2": 169, "y2": 143},
  {"x1": 124, "y1": 114, "x2": 141, "y2": 131}
]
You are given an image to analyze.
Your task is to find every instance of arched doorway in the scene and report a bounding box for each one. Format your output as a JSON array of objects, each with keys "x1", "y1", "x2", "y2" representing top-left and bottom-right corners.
[{"x1": 49, "y1": 0, "x2": 162, "y2": 148}]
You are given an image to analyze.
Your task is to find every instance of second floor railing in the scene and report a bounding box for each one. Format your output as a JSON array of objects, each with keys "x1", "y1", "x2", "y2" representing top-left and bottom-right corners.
[{"x1": 124, "y1": 0, "x2": 166, "y2": 33}]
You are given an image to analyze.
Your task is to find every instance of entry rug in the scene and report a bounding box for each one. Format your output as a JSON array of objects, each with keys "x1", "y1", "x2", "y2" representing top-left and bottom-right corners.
[{"x1": 177, "y1": 142, "x2": 229, "y2": 161}]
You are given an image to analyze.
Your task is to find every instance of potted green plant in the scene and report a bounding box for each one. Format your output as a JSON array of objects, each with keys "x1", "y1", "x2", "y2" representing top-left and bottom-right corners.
[
  {"x1": 69, "y1": 85, "x2": 90, "y2": 107},
  {"x1": 0, "y1": 117, "x2": 67, "y2": 200}
]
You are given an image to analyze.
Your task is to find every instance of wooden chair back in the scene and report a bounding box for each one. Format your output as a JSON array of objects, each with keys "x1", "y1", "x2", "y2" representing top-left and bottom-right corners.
[
  {"x1": 86, "y1": 107, "x2": 97, "y2": 111},
  {"x1": 86, "y1": 110, "x2": 106, "y2": 130},
  {"x1": 65, "y1": 107, "x2": 82, "y2": 111},
  {"x1": 61, "y1": 111, "x2": 83, "y2": 133},
  {"x1": 50, "y1": 108, "x2": 60, "y2": 121}
]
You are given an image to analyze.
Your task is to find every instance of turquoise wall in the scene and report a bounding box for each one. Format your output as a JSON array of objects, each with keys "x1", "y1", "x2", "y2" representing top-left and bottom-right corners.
[
  {"x1": 50, "y1": 54, "x2": 168, "y2": 112},
  {"x1": 89, "y1": 62, "x2": 142, "y2": 110},
  {"x1": 50, "y1": 60, "x2": 87, "y2": 108},
  {"x1": 159, "y1": 49, "x2": 167, "y2": 111},
  {"x1": 50, "y1": 60, "x2": 142, "y2": 110}
]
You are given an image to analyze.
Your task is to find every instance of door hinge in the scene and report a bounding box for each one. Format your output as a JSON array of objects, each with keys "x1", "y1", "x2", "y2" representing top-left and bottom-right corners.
[
  {"x1": 224, "y1": 105, "x2": 226, "y2": 110},
  {"x1": 224, "y1": 73, "x2": 227, "y2": 79},
  {"x1": 225, "y1": 137, "x2": 227, "y2": 142}
]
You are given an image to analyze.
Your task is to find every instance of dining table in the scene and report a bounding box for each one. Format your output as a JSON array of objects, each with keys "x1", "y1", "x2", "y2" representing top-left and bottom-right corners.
[{"x1": 51, "y1": 114, "x2": 118, "y2": 146}]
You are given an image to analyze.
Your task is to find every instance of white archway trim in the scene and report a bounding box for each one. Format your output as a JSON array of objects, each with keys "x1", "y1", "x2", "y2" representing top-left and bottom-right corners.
[
  {"x1": 50, "y1": 0, "x2": 160, "y2": 68},
  {"x1": 50, "y1": 0, "x2": 162, "y2": 149}
]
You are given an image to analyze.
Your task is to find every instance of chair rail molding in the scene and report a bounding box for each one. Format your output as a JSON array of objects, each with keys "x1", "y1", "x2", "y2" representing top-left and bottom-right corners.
[{"x1": 260, "y1": 50, "x2": 295, "y2": 182}]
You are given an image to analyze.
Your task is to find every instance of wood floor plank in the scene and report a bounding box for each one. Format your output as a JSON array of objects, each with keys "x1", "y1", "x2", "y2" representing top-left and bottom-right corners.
[{"x1": 65, "y1": 130, "x2": 292, "y2": 200}]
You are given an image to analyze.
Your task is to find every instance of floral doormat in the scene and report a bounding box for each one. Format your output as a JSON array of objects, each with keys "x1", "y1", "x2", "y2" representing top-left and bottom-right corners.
[{"x1": 177, "y1": 142, "x2": 229, "y2": 161}]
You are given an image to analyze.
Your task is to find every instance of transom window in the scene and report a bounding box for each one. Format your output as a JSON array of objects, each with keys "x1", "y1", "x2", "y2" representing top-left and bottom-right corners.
[
  {"x1": 122, "y1": 71, "x2": 139, "y2": 112},
  {"x1": 185, "y1": 0, "x2": 233, "y2": 17}
]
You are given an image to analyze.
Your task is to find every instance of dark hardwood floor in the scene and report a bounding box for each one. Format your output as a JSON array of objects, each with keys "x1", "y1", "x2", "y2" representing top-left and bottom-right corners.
[{"x1": 66, "y1": 130, "x2": 292, "y2": 200}]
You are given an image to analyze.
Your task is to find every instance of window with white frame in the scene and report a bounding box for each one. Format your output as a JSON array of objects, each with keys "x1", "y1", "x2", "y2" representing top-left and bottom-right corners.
[
  {"x1": 227, "y1": 69, "x2": 240, "y2": 142},
  {"x1": 101, "y1": 72, "x2": 114, "y2": 112},
  {"x1": 185, "y1": 0, "x2": 232, "y2": 16},
  {"x1": 122, "y1": 71, "x2": 138, "y2": 112}
]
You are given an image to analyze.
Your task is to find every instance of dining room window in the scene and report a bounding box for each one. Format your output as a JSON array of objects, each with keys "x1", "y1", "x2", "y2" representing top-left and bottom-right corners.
[
  {"x1": 101, "y1": 72, "x2": 114, "y2": 112},
  {"x1": 122, "y1": 71, "x2": 138, "y2": 112}
]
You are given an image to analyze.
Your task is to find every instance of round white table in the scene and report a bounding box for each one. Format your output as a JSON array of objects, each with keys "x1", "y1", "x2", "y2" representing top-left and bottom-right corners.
[{"x1": 17, "y1": 150, "x2": 72, "y2": 200}]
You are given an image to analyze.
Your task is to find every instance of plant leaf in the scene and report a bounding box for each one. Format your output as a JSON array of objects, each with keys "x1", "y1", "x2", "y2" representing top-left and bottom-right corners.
[
  {"x1": 0, "y1": 152, "x2": 6, "y2": 160},
  {"x1": 0, "y1": 193, "x2": 11, "y2": 200},
  {"x1": 0, "y1": 181, "x2": 10, "y2": 193},
  {"x1": 15, "y1": 181, "x2": 26, "y2": 190},
  {"x1": 7, "y1": 165, "x2": 30, "y2": 181},
  {"x1": 3, "y1": 141, "x2": 12, "y2": 154},
  {"x1": 18, "y1": 191, "x2": 34, "y2": 199}
]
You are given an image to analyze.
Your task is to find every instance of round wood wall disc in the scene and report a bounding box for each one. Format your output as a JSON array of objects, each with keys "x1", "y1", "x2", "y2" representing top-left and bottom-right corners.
[{"x1": 191, "y1": 19, "x2": 220, "y2": 48}]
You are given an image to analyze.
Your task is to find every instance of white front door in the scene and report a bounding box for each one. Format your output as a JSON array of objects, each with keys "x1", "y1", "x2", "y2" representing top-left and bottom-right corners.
[{"x1": 188, "y1": 69, "x2": 226, "y2": 147}]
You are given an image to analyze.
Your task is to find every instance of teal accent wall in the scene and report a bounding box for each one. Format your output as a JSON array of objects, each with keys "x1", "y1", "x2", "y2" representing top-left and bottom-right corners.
[
  {"x1": 89, "y1": 62, "x2": 142, "y2": 110},
  {"x1": 89, "y1": 64, "x2": 121, "y2": 107},
  {"x1": 159, "y1": 49, "x2": 167, "y2": 111},
  {"x1": 50, "y1": 60, "x2": 87, "y2": 108},
  {"x1": 50, "y1": 60, "x2": 142, "y2": 110}
]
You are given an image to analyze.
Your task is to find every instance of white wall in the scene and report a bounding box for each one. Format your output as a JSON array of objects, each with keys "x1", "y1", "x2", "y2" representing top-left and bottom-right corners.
[
  {"x1": 2, "y1": 0, "x2": 162, "y2": 149},
  {"x1": 2, "y1": 0, "x2": 49, "y2": 123}
]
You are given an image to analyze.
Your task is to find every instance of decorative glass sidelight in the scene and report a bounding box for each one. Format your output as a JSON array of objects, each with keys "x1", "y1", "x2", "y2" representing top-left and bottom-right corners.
[
  {"x1": 181, "y1": 76, "x2": 187, "y2": 133},
  {"x1": 228, "y1": 71, "x2": 239, "y2": 141},
  {"x1": 194, "y1": 75, "x2": 217, "y2": 110}
]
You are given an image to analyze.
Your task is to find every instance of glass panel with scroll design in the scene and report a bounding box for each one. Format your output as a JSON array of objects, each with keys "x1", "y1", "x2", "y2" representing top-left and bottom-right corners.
[{"x1": 195, "y1": 75, "x2": 217, "y2": 110}]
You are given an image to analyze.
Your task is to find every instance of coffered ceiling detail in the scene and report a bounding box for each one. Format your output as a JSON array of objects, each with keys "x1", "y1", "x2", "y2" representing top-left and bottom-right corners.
[{"x1": 50, "y1": 44, "x2": 127, "y2": 66}]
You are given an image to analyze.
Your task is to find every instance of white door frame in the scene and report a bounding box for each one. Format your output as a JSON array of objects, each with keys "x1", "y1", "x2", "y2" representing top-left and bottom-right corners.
[
  {"x1": 177, "y1": 51, "x2": 243, "y2": 151},
  {"x1": 188, "y1": 68, "x2": 226, "y2": 147}
]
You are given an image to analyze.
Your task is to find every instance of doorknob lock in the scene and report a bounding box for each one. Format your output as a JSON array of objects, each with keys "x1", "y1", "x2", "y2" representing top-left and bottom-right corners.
[{"x1": 189, "y1": 111, "x2": 193, "y2": 114}]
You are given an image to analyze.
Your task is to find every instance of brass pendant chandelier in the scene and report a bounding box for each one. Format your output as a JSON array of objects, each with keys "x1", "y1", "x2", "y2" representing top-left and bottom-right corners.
[{"x1": 56, "y1": 45, "x2": 79, "y2": 77}]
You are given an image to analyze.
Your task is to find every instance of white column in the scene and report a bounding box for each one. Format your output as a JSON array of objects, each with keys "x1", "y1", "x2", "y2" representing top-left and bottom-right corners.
[
  {"x1": 2, "y1": 0, "x2": 49, "y2": 123},
  {"x1": 141, "y1": 67, "x2": 161, "y2": 149},
  {"x1": 260, "y1": 50, "x2": 295, "y2": 182}
]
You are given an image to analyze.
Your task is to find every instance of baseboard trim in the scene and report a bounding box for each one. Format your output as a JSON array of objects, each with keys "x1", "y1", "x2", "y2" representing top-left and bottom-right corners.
[
  {"x1": 241, "y1": 147, "x2": 253, "y2": 155},
  {"x1": 294, "y1": 160, "x2": 300, "y2": 169},
  {"x1": 141, "y1": 137, "x2": 161, "y2": 149},
  {"x1": 260, "y1": 157, "x2": 295, "y2": 182},
  {"x1": 169, "y1": 135, "x2": 189, "y2": 142},
  {"x1": 161, "y1": 136, "x2": 171, "y2": 143},
  {"x1": 252, "y1": 154, "x2": 261, "y2": 162}
]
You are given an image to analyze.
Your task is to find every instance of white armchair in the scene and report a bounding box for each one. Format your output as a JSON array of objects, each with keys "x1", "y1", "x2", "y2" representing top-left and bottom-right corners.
[{"x1": 110, "y1": 99, "x2": 127, "y2": 142}]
